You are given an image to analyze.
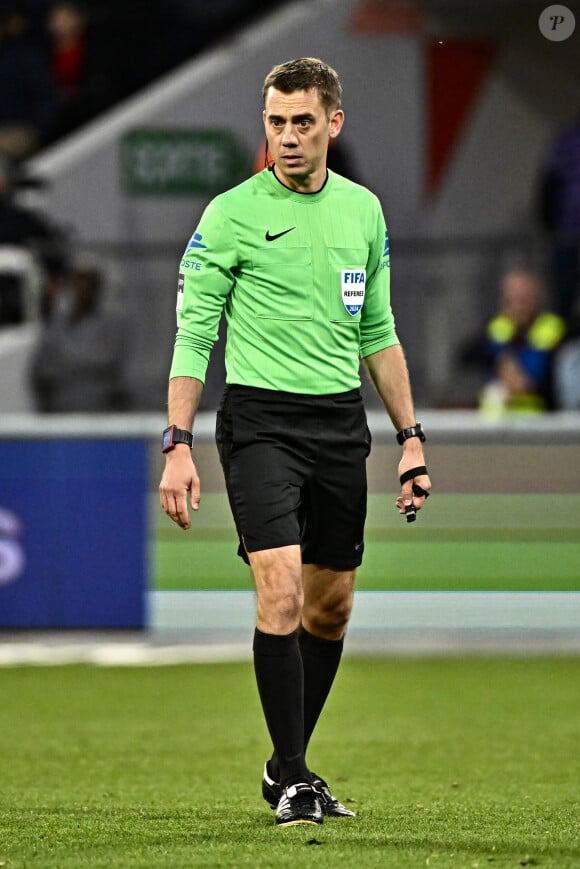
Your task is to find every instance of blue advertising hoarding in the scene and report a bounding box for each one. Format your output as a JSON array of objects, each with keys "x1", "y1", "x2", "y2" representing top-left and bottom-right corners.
[{"x1": 0, "y1": 440, "x2": 147, "y2": 628}]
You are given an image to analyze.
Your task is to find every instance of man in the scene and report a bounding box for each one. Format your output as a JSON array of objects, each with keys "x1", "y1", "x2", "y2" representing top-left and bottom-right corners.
[
  {"x1": 480, "y1": 267, "x2": 565, "y2": 414},
  {"x1": 0, "y1": 2, "x2": 59, "y2": 159},
  {"x1": 159, "y1": 58, "x2": 431, "y2": 827},
  {"x1": 28, "y1": 257, "x2": 129, "y2": 412}
]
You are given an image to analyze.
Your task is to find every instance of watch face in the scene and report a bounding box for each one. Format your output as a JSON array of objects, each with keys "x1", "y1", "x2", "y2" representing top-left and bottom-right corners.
[{"x1": 162, "y1": 427, "x2": 173, "y2": 451}]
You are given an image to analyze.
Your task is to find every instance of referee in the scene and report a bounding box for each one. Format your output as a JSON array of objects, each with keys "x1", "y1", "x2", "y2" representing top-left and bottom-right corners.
[{"x1": 159, "y1": 57, "x2": 431, "y2": 827}]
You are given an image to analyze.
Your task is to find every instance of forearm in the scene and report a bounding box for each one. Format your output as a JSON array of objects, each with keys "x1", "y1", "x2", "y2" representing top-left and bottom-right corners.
[
  {"x1": 160, "y1": 377, "x2": 203, "y2": 529},
  {"x1": 167, "y1": 376, "x2": 204, "y2": 430},
  {"x1": 363, "y1": 344, "x2": 418, "y2": 430},
  {"x1": 364, "y1": 343, "x2": 431, "y2": 515}
]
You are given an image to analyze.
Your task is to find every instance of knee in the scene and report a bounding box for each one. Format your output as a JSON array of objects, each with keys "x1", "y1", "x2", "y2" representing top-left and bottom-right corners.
[
  {"x1": 257, "y1": 585, "x2": 304, "y2": 633},
  {"x1": 304, "y1": 593, "x2": 353, "y2": 639}
]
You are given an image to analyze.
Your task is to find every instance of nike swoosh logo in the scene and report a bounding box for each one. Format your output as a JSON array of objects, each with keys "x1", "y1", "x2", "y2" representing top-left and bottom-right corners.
[{"x1": 265, "y1": 227, "x2": 296, "y2": 241}]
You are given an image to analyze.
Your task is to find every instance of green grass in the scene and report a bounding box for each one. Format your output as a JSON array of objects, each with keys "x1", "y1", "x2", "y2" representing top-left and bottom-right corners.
[
  {"x1": 153, "y1": 493, "x2": 580, "y2": 590},
  {"x1": 1, "y1": 659, "x2": 579, "y2": 867}
]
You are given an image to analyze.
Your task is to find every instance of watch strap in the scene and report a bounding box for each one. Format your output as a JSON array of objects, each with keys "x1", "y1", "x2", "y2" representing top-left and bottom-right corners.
[{"x1": 396, "y1": 423, "x2": 425, "y2": 445}]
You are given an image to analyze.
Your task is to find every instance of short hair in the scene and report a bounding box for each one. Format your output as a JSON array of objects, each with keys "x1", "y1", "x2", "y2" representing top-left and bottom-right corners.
[{"x1": 262, "y1": 57, "x2": 342, "y2": 115}]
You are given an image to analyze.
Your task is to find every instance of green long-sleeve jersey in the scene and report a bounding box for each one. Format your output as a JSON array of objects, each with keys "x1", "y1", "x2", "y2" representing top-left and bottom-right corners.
[{"x1": 170, "y1": 167, "x2": 399, "y2": 394}]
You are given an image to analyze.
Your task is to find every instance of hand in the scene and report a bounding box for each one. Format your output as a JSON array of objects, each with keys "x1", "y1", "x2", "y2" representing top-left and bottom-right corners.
[
  {"x1": 497, "y1": 353, "x2": 534, "y2": 396},
  {"x1": 159, "y1": 446, "x2": 200, "y2": 530},
  {"x1": 396, "y1": 444, "x2": 431, "y2": 518}
]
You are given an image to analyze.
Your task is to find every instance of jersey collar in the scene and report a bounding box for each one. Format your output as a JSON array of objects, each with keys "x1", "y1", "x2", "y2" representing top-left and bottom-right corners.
[{"x1": 268, "y1": 166, "x2": 332, "y2": 201}]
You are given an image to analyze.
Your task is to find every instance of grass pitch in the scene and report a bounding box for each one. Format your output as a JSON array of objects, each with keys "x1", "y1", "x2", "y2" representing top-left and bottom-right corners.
[
  {"x1": 1, "y1": 658, "x2": 579, "y2": 868},
  {"x1": 154, "y1": 493, "x2": 580, "y2": 591}
]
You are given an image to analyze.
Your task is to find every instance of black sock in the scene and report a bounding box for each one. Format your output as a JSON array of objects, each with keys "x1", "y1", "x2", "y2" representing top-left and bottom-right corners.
[
  {"x1": 253, "y1": 627, "x2": 309, "y2": 788},
  {"x1": 268, "y1": 626, "x2": 344, "y2": 783}
]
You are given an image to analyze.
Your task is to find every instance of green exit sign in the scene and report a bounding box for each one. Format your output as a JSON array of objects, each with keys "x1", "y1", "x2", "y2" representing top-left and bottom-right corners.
[{"x1": 121, "y1": 128, "x2": 251, "y2": 196}]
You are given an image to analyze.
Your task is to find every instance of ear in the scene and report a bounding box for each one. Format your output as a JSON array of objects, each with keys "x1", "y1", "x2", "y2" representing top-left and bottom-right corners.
[{"x1": 328, "y1": 109, "x2": 344, "y2": 140}]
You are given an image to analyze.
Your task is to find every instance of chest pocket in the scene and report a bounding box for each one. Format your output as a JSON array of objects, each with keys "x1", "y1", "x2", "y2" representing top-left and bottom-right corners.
[
  {"x1": 327, "y1": 247, "x2": 369, "y2": 323},
  {"x1": 251, "y1": 246, "x2": 313, "y2": 321}
]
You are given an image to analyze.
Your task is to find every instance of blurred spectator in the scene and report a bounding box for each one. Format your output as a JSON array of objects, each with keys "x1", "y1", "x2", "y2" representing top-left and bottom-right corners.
[
  {"x1": 538, "y1": 115, "x2": 580, "y2": 328},
  {"x1": 28, "y1": 256, "x2": 129, "y2": 412},
  {"x1": 44, "y1": 0, "x2": 116, "y2": 141},
  {"x1": 0, "y1": 1, "x2": 58, "y2": 159},
  {"x1": 48, "y1": 0, "x2": 86, "y2": 96},
  {"x1": 478, "y1": 268, "x2": 566, "y2": 415},
  {"x1": 0, "y1": 156, "x2": 68, "y2": 324}
]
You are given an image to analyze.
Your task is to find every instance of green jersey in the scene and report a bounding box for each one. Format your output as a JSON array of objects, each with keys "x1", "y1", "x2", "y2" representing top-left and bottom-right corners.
[{"x1": 170, "y1": 168, "x2": 398, "y2": 394}]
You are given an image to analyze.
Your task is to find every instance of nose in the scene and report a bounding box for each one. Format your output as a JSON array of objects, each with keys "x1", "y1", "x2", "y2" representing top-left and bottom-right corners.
[{"x1": 281, "y1": 124, "x2": 299, "y2": 147}]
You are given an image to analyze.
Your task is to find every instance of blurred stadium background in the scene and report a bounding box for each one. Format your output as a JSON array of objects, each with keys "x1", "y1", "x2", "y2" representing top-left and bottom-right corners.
[{"x1": 0, "y1": 0, "x2": 579, "y2": 658}]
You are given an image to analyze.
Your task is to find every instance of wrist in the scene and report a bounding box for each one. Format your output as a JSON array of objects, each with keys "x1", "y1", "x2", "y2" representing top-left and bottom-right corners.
[
  {"x1": 402, "y1": 438, "x2": 424, "y2": 452},
  {"x1": 165, "y1": 442, "x2": 193, "y2": 456}
]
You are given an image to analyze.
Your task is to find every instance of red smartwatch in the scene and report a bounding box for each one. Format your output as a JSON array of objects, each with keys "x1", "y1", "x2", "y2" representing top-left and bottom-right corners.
[{"x1": 162, "y1": 425, "x2": 193, "y2": 453}]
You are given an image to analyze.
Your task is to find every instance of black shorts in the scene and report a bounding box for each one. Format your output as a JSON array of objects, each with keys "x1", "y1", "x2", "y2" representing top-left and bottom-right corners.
[{"x1": 215, "y1": 385, "x2": 371, "y2": 570}]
